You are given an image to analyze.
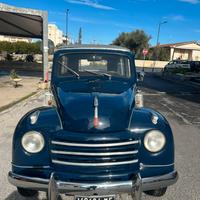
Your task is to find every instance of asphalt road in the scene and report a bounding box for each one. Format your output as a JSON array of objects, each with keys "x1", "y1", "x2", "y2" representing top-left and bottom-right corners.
[
  {"x1": 140, "y1": 74, "x2": 200, "y2": 200},
  {"x1": 0, "y1": 74, "x2": 200, "y2": 200}
]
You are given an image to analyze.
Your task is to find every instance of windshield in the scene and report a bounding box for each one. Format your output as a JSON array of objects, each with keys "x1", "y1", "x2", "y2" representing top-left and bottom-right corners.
[{"x1": 57, "y1": 53, "x2": 131, "y2": 79}]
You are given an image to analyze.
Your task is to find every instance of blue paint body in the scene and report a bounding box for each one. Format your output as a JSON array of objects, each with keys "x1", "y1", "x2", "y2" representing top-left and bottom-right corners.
[{"x1": 11, "y1": 47, "x2": 175, "y2": 185}]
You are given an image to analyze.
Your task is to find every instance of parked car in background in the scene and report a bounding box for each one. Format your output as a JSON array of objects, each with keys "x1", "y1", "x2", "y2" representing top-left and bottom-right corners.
[
  {"x1": 164, "y1": 60, "x2": 200, "y2": 73},
  {"x1": 164, "y1": 60, "x2": 190, "y2": 70},
  {"x1": 8, "y1": 45, "x2": 178, "y2": 200}
]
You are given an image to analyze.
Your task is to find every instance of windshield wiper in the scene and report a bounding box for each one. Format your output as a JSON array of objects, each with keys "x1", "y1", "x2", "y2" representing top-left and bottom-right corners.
[
  {"x1": 83, "y1": 70, "x2": 112, "y2": 80},
  {"x1": 58, "y1": 61, "x2": 80, "y2": 79}
]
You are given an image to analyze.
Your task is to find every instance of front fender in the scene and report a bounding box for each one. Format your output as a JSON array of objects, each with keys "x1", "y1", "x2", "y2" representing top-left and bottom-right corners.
[
  {"x1": 12, "y1": 106, "x2": 62, "y2": 167},
  {"x1": 129, "y1": 108, "x2": 175, "y2": 177}
]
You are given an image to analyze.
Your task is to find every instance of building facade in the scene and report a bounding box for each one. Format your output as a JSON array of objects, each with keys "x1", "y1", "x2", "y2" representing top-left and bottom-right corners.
[
  {"x1": 48, "y1": 24, "x2": 63, "y2": 46},
  {"x1": 0, "y1": 35, "x2": 32, "y2": 43},
  {"x1": 158, "y1": 41, "x2": 200, "y2": 61}
]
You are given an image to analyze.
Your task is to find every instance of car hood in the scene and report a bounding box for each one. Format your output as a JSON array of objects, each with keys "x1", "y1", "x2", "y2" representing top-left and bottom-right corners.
[{"x1": 55, "y1": 86, "x2": 135, "y2": 132}]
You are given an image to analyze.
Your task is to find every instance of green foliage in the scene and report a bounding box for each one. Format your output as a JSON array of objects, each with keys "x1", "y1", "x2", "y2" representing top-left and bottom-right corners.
[
  {"x1": 10, "y1": 69, "x2": 19, "y2": 79},
  {"x1": 112, "y1": 29, "x2": 151, "y2": 59},
  {"x1": 148, "y1": 47, "x2": 170, "y2": 61},
  {"x1": 0, "y1": 41, "x2": 41, "y2": 54},
  {"x1": 112, "y1": 30, "x2": 171, "y2": 61}
]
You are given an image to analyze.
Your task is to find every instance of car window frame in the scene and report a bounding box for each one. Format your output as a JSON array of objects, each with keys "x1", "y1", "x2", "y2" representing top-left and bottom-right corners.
[{"x1": 54, "y1": 51, "x2": 136, "y2": 81}]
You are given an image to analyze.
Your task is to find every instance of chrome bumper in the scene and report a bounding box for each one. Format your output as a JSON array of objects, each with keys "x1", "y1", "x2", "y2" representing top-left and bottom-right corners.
[{"x1": 8, "y1": 171, "x2": 178, "y2": 200}]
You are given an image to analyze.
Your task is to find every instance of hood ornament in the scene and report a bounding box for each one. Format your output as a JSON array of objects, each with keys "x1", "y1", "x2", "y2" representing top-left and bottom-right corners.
[{"x1": 93, "y1": 96, "x2": 99, "y2": 128}]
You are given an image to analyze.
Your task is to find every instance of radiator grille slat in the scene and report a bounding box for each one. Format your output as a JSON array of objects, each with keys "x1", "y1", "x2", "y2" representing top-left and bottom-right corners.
[
  {"x1": 51, "y1": 150, "x2": 138, "y2": 156},
  {"x1": 52, "y1": 159, "x2": 139, "y2": 167},
  {"x1": 51, "y1": 139, "x2": 139, "y2": 167},
  {"x1": 51, "y1": 140, "x2": 139, "y2": 147}
]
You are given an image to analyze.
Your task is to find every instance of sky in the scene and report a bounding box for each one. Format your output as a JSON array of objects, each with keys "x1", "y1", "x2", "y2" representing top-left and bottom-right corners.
[{"x1": 1, "y1": 0, "x2": 200, "y2": 45}]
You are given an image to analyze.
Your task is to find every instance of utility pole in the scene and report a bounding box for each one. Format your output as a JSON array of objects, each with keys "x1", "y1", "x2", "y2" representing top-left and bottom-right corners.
[
  {"x1": 78, "y1": 27, "x2": 82, "y2": 44},
  {"x1": 66, "y1": 9, "x2": 69, "y2": 45},
  {"x1": 153, "y1": 20, "x2": 168, "y2": 72},
  {"x1": 156, "y1": 21, "x2": 167, "y2": 46}
]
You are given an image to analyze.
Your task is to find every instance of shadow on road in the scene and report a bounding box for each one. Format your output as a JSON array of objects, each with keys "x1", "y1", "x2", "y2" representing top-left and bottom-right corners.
[
  {"x1": 4, "y1": 191, "x2": 46, "y2": 200},
  {"x1": 140, "y1": 73, "x2": 200, "y2": 104}
]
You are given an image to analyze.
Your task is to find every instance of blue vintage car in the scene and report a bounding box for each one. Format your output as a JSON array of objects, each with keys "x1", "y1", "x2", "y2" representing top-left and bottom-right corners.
[{"x1": 8, "y1": 45, "x2": 178, "y2": 200}]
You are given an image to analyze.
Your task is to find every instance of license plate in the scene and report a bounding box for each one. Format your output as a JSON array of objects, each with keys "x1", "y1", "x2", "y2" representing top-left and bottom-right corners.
[{"x1": 75, "y1": 195, "x2": 115, "y2": 200}]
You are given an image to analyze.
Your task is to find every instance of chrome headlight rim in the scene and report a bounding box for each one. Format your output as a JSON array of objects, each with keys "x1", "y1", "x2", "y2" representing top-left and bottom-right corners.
[
  {"x1": 21, "y1": 131, "x2": 45, "y2": 154},
  {"x1": 144, "y1": 130, "x2": 166, "y2": 153}
]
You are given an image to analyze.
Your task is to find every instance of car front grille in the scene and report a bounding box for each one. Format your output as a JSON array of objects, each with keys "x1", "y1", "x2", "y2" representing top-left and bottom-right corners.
[{"x1": 50, "y1": 139, "x2": 139, "y2": 167}]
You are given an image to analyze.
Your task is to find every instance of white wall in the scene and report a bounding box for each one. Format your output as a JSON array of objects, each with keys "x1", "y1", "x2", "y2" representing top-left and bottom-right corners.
[
  {"x1": 192, "y1": 50, "x2": 200, "y2": 61},
  {"x1": 135, "y1": 60, "x2": 168, "y2": 69}
]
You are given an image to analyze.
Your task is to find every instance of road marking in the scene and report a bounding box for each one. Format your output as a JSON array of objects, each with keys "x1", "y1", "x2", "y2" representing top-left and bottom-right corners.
[
  {"x1": 161, "y1": 103, "x2": 192, "y2": 125},
  {"x1": 143, "y1": 93, "x2": 165, "y2": 96},
  {"x1": 143, "y1": 92, "x2": 198, "y2": 96}
]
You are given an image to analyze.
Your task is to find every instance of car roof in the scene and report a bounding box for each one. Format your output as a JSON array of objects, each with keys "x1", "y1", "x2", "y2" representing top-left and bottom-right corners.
[{"x1": 55, "y1": 44, "x2": 131, "y2": 53}]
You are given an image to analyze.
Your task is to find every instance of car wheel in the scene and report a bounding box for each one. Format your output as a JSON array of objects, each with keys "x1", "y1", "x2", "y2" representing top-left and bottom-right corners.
[
  {"x1": 17, "y1": 187, "x2": 38, "y2": 197},
  {"x1": 144, "y1": 187, "x2": 167, "y2": 197}
]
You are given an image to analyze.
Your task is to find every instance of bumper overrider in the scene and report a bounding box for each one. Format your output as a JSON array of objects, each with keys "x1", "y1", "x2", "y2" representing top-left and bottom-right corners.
[{"x1": 8, "y1": 171, "x2": 178, "y2": 200}]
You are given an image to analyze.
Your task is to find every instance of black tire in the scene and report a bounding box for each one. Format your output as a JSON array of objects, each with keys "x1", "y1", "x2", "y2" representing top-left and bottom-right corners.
[
  {"x1": 144, "y1": 187, "x2": 167, "y2": 197},
  {"x1": 17, "y1": 187, "x2": 38, "y2": 197}
]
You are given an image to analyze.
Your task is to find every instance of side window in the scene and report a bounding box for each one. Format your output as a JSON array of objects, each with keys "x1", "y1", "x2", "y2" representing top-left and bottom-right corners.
[{"x1": 117, "y1": 58, "x2": 131, "y2": 77}]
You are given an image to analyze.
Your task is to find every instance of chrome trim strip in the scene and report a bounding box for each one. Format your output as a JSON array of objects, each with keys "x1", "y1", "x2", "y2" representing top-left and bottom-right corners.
[
  {"x1": 128, "y1": 109, "x2": 135, "y2": 129},
  {"x1": 51, "y1": 140, "x2": 139, "y2": 147},
  {"x1": 59, "y1": 47, "x2": 130, "y2": 52},
  {"x1": 140, "y1": 163, "x2": 174, "y2": 168},
  {"x1": 52, "y1": 159, "x2": 139, "y2": 167},
  {"x1": 51, "y1": 150, "x2": 138, "y2": 156},
  {"x1": 12, "y1": 164, "x2": 51, "y2": 169},
  {"x1": 55, "y1": 107, "x2": 63, "y2": 130},
  {"x1": 129, "y1": 128, "x2": 147, "y2": 133}
]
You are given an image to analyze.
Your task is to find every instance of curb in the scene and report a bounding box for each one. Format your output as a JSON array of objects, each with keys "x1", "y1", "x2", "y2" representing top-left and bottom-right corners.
[{"x1": 0, "y1": 90, "x2": 41, "y2": 113}]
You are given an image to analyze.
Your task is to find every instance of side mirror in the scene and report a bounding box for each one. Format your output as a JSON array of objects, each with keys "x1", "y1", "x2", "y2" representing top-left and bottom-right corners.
[{"x1": 137, "y1": 71, "x2": 145, "y2": 82}]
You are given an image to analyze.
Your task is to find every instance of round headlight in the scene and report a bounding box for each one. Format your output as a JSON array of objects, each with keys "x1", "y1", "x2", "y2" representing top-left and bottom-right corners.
[
  {"x1": 22, "y1": 131, "x2": 45, "y2": 153},
  {"x1": 144, "y1": 130, "x2": 166, "y2": 153}
]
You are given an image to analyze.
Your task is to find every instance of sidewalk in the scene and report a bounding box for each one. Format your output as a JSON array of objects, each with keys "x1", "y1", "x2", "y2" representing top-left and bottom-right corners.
[{"x1": 0, "y1": 75, "x2": 41, "y2": 112}]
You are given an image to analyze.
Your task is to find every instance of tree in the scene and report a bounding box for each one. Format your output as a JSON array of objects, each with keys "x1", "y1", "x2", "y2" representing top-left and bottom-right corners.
[
  {"x1": 0, "y1": 41, "x2": 41, "y2": 54},
  {"x1": 78, "y1": 27, "x2": 82, "y2": 44},
  {"x1": 148, "y1": 47, "x2": 170, "y2": 61},
  {"x1": 112, "y1": 29, "x2": 151, "y2": 59}
]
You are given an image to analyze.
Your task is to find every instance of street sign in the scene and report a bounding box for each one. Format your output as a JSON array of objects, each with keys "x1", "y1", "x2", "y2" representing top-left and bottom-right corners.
[
  {"x1": 142, "y1": 49, "x2": 148, "y2": 72},
  {"x1": 143, "y1": 48, "x2": 148, "y2": 56}
]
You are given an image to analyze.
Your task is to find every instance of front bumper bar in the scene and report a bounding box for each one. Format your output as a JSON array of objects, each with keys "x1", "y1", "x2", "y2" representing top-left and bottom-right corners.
[{"x1": 8, "y1": 171, "x2": 178, "y2": 199}]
